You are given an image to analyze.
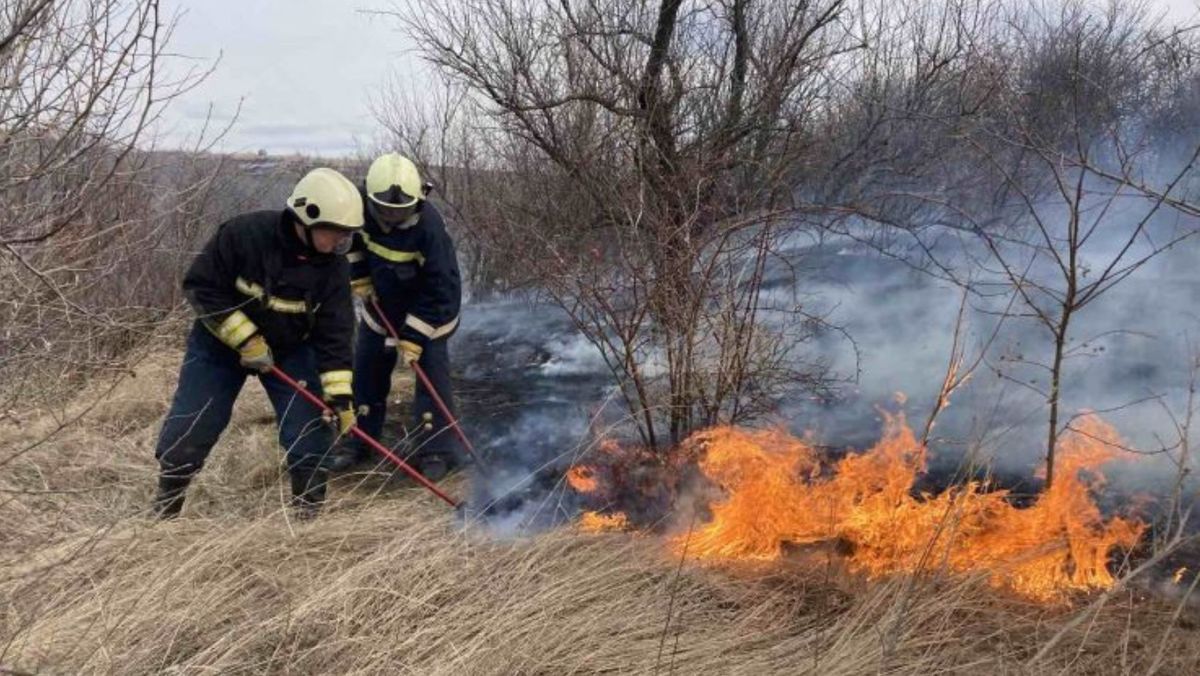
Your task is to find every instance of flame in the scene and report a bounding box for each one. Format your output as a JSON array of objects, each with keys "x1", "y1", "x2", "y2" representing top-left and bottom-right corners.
[
  {"x1": 670, "y1": 413, "x2": 1143, "y2": 602},
  {"x1": 567, "y1": 466, "x2": 599, "y2": 493},
  {"x1": 578, "y1": 511, "x2": 629, "y2": 532},
  {"x1": 1174, "y1": 567, "x2": 1188, "y2": 584}
]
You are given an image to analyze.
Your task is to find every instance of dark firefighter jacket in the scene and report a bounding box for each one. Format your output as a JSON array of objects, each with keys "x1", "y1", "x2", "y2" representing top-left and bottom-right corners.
[
  {"x1": 348, "y1": 201, "x2": 462, "y2": 346},
  {"x1": 182, "y1": 210, "x2": 355, "y2": 398}
]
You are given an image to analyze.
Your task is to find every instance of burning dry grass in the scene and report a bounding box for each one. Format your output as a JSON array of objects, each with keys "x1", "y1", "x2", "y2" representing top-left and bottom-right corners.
[
  {"x1": 2, "y1": 352, "x2": 1200, "y2": 673},
  {"x1": 667, "y1": 416, "x2": 1144, "y2": 603}
]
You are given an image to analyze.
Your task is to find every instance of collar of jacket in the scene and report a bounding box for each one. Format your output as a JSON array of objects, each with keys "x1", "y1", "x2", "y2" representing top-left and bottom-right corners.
[{"x1": 394, "y1": 214, "x2": 421, "y2": 231}]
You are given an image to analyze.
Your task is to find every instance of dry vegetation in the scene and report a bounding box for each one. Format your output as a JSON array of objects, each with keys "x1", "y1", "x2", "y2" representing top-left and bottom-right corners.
[
  {"x1": 4, "y1": 0, "x2": 1200, "y2": 672},
  {"x1": 2, "y1": 353, "x2": 1200, "y2": 674}
]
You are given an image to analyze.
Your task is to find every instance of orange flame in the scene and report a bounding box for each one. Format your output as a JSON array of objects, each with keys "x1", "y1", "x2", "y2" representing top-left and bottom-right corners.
[
  {"x1": 1174, "y1": 567, "x2": 1188, "y2": 584},
  {"x1": 671, "y1": 413, "x2": 1143, "y2": 602},
  {"x1": 578, "y1": 511, "x2": 629, "y2": 532},
  {"x1": 567, "y1": 466, "x2": 599, "y2": 493}
]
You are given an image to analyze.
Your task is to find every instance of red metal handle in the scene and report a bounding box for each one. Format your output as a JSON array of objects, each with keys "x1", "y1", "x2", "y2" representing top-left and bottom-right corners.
[
  {"x1": 410, "y1": 360, "x2": 488, "y2": 470},
  {"x1": 268, "y1": 365, "x2": 460, "y2": 508},
  {"x1": 369, "y1": 299, "x2": 488, "y2": 470}
]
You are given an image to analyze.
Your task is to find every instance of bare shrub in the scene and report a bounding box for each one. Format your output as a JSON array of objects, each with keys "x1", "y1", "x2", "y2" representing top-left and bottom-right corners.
[
  {"x1": 0, "y1": 0, "x2": 229, "y2": 414},
  {"x1": 379, "y1": 0, "x2": 855, "y2": 449},
  {"x1": 819, "y1": 0, "x2": 1200, "y2": 488}
]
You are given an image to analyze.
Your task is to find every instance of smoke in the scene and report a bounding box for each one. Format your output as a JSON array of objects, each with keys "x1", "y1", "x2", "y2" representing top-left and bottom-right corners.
[
  {"x1": 537, "y1": 335, "x2": 607, "y2": 376},
  {"x1": 446, "y1": 48, "x2": 1200, "y2": 534},
  {"x1": 787, "y1": 177, "x2": 1200, "y2": 503},
  {"x1": 453, "y1": 206, "x2": 1200, "y2": 534}
]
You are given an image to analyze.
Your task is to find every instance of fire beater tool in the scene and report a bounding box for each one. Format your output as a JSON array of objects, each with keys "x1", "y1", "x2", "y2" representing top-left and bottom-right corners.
[
  {"x1": 268, "y1": 364, "x2": 460, "y2": 508},
  {"x1": 369, "y1": 298, "x2": 489, "y2": 472}
]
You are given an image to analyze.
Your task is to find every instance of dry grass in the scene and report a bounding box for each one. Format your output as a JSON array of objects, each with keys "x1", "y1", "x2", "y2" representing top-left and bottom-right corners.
[{"x1": 2, "y1": 352, "x2": 1199, "y2": 674}]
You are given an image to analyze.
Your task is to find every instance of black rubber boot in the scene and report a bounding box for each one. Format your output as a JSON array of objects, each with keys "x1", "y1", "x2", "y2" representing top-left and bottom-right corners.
[
  {"x1": 324, "y1": 443, "x2": 367, "y2": 474},
  {"x1": 371, "y1": 438, "x2": 417, "y2": 480},
  {"x1": 153, "y1": 474, "x2": 191, "y2": 519},
  {"x1": 290, "y1": 466, "x2": 327, "y2": 520},
  {"x1": 417, "y1": 453, "x2": 450, "y2": 482}
]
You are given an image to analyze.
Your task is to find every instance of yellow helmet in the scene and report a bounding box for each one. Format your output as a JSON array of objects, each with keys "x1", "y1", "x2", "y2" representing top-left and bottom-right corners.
[
  {"x1": 365, "y1": 153, "x2": 423, "y2": 208},
  {"x1": 287, "y1": 168, "x2": 364, "y2": 230}
]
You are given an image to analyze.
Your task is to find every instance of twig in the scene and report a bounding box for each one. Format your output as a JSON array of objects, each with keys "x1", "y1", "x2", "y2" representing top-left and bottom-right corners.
[{"x1": 655, "y1": 512, "x2": 695, "y2": 676}]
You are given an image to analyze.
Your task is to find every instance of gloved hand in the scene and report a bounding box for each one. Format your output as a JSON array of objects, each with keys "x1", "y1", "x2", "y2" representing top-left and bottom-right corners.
[
  {"x1": 351, "y1": 277, "x2": 375, "y2": 301},
  {"x1": 396, "y1": 339, "x2": 423, "y2": 367},
  {"x1": 323, "y1": 394, "x2": 356, "y2": 435},
  {"x1": 238, "y1": 335, "x2": 274, "y2": 372}
]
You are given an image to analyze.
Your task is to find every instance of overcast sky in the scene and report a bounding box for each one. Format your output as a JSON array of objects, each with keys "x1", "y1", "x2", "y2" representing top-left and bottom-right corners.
[
  {"x1": 154, "y1": 0, "x2": 1200, "y2": 158},
  {"x1": 155, "y1": 0, "x2": 422, "y2": 156}
]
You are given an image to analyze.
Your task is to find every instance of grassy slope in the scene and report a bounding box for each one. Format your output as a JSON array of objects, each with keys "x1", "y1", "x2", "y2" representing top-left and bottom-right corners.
[{"x1": 1, "y1": 352, "x2": 1199, "y2": 674}]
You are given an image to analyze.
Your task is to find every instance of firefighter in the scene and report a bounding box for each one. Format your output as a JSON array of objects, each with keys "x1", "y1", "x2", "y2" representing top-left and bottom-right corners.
[
  {"x1": 152, "y1": 167, "x2": 362, "y2": 519},
  {"x1": 326, "y1": 153, "x2": 463, "y2": 479}
]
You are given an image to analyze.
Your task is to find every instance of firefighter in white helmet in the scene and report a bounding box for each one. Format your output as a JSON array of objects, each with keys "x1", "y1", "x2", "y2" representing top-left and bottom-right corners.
[
  {"x1": 152, "y1": 167, "x2": 363, "y2": 519},
  {"x1": 327, "y1": 153, "x2": 464, "y2": 479}
]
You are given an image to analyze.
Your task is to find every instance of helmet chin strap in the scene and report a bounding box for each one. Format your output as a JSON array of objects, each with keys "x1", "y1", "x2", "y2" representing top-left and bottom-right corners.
[
  {"x1": 289, "y1": 212, "x2": 321, "y2": 252},
  {"x1": 301, "y1": 220, "x2": 353, "y2": 255}
]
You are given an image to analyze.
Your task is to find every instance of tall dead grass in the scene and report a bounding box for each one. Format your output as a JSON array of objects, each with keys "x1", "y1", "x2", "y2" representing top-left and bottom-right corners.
[{"x1": 1, "y1": 352, "x2": 1198, "y2": 674}]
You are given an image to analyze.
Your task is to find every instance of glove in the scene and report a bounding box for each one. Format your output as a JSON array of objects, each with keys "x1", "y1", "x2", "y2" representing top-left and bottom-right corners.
[
  {"x1": 323, "y1": 394, "x2": 356, "y2": 435},
  {"x1": 238, "y1": 335, "x2": 274, "y2": 372},
  {"x1": 396, "y1": 339, "x2": 422, "y2": 367},
  {"x1": 350, "y1": 277, "x2": 375, "y2": 300}
]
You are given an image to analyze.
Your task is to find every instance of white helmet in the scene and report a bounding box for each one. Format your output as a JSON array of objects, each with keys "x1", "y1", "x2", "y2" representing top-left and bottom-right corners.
[
  {"x1": 365, "y1": 153, "x2": 423, "y2": 208},
  {"x1": 287, "y1": 168, "x2": 364, "y2": 231}
]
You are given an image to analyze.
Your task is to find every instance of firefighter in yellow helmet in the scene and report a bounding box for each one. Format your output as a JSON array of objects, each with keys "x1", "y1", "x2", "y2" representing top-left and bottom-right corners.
[
  {"x1": 152, "y1": 168, "x2": 363, "y2": 519},
  {"x1": 327, "y1": 153, "x2": 464, "y2": 479}
]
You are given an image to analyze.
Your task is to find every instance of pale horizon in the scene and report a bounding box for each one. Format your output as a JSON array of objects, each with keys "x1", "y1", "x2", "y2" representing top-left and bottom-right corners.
[{"x1": 155, "y1": 0, "x2": 1200, "y2": 158}]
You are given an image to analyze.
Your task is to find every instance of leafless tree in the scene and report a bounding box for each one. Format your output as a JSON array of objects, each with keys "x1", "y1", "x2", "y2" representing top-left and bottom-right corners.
[
  {"x1": 381, "y1": 0, "x2": 857, "y2": 449},
  {"x1": 0, "y1": 0, "x2": 224, "y2": 416},
  {"x1": 824, "y1": 0, "x2": 1200, "y2": 488}
]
